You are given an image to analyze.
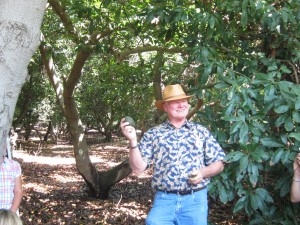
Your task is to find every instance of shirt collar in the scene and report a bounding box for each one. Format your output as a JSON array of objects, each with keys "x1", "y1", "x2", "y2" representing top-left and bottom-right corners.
[{"x1": 164, "y1": 119, "x2": 192, "y2": 129}]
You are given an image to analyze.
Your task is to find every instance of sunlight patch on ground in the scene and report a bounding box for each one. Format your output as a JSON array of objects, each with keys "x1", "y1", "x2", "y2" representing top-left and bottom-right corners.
[
  {"x1": 14, "y1": 150, "x2": 107, "y2": 165},
  {"x1": 50, "y1": 145, "x2": 73, "y2": 150},
  {"x1": 24, "y1": 182, "x2": 54, "y2": 194},
  {"x1": 15, "y1": 151, "x2": 76, "y2": 164},
  {"x1": 49, "y1": 173, "x2": 81, "y2": 183},
  {"x1": 102, "y1": 145, "x2": 126, "y2": 150}
]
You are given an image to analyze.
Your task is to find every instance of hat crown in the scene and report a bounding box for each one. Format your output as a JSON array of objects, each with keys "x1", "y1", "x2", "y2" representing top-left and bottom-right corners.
[
  {"x1": 163, "y1": 84, "x2": 187, "y2": 100},
  {"x1": 155, "y1": 84, "x2": 192, "y2": 111}
]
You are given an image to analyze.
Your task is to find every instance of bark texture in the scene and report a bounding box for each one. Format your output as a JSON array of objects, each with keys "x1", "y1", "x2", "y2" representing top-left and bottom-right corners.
[{"x1": 0, "y1": 0, "x2": 47, "y2": 163}]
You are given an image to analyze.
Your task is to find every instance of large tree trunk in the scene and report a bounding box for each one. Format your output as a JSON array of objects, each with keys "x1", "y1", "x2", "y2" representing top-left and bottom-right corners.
[
  {"x1": 0, "y1": 0, "x2": 47, "y2": 163},
  {"x1": 40, "y1": 32, "x2": 132, "y2": 200}
]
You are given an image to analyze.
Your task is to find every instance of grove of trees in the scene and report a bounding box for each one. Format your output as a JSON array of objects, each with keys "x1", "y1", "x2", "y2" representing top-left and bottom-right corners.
[{"x1": 3, "y1": 0, "x2": 300, "y2": 224}]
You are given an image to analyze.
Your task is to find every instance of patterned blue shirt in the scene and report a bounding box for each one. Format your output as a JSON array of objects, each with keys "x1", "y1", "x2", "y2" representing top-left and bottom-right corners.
[{"x1": 138, "y1": 120, "x2": 225, "y2": 191}]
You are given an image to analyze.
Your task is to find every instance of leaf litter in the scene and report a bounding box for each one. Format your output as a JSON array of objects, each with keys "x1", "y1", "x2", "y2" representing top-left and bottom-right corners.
[{"x1": 14, "y1": 142, "x2": 247, "y2": 225}]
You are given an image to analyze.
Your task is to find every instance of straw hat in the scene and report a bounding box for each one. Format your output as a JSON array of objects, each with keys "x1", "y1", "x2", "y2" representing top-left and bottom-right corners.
[{"x1": 155, "y1": 84, "x2": 192, "y2": 111}]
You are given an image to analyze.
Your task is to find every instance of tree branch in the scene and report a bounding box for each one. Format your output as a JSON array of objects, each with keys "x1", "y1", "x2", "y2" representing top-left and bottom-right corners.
[
  {"x1": 187, "y1": 97, "x2": 203, "y2": 120},
  {"x1": 48, "y1": 0, "x2": 79, "y2": 42},
  {"x1": 39, "y1": 33, "x2": 66, "y2": 115},
  {"x1": 65, "y1": 47, "x2": 91, "y2": 96},
  {"x1": 279, "y1": 59, "x2": 299, "y2": 84}
]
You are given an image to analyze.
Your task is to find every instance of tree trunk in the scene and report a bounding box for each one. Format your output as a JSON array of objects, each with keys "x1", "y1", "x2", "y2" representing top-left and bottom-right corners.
[
  {"x1": 40, "y1": 32, "x2": 132, "y2": 200},
  {"x1": 24, "y1": 123, "x2": 33, "y2": 141},
  {"x1": 43, "y1": 121, "x2": 52, "y2": 142},
  {"x1": 153, "y1": 52, "x2": 164, "y2": 121},
  {"x1": 0, "y1": 0, "x2": 47, "y2": 163}
]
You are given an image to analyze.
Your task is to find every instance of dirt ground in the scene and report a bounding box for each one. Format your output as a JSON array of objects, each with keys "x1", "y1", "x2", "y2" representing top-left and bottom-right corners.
[{"x1": 14, "y1": 141, "x2": 247, "y2": 225}]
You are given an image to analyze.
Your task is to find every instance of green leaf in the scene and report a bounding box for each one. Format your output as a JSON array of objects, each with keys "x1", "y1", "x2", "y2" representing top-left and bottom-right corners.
[
  {"x1": 280, "y1": 134, "x2": 288, "y2": 144},
  {"x1": 252, "y1": 148, "x2": 269, "y2": 162},
  {"x1": 284, "y1": 117, "x2": 293, "y2": 131},
  {"x1": 201, "y1": 48, "x2": 209, "y2": 60},
  {"x1": 218, "y1": 185, "x2": 228, "y2": 203},
  {"x1": 292, "y1": 85, "x2": 300, "y2": 96},
  {"x1": 231, "y1": 121, "x2": 243, "y2": 134},
  {"x1": 270, "y1": 148, "x2": 284, "y2": 164},
  {"x1": 239, "y1": 123, "x2": 249, "y2": 143},
  {"x1": 227, "y1": 88, "x2": 235, "y2": 101},
  {"x1": 264, "y1": 85, "x2": 277, "y2": 103},
  {"x1": 275, "y1": 114, "x2": 288, "y2": 127},
  {"x1": 214, "y1": 82, "x2": 229, "y2": 89},
  {"x1": 255, "y1": 188, "x2": 273, "y2": 203},
  {"x1": 274, "y1": 105, "x2": 289, "y2": 114},
  {"x1": 289, "y1": 133, "x2": 300, "y2": 141},
  {"x1": 292, "y1": 111, "x2": 300, "y2": 123},
  {"x1": 268, "y1": 62, "x2": 278, "y2": 71},
  {"x1": 260, "y1": 138, "x2": 284, "y2": 148},
  {"x1": 225, "y1": 151, "x2": 245, "y2": 163},
  {"x1": 250, "y1": 194, "x2": 259, "y2": 210},
  {"x1": 249, "y1": 125, "x2": 261, "y2": 136},
  {"x1": 247, "y1": 90, "x2": 257, "y2": 101},
  {"x1": 216, "y1": 64, "x2": 224, "y2": 76},
  {"x1": 241, "y1": 12, "x2": 248, "y2": 28},
  {"x1": 201, "y1": 64, "x2": 212, "y2": 84},
  {"x1": 209, "y1": 15, "x2": 215, "y2": 29},
  {"x1": 114, "y1": 7, "x2": 122, "y2": 22},
  {"x1": 295, "y1": 98, "x2": 300, "y2": 110},
  {"x1": 248, "y1": 161, "x2": 259, "y2": 185},
  {"x1": 222, "y1": 115, "x2": 241, "y2": 122},
  {"x1": 281, "y1": 8, "x2": 288, "y2": 23},
  {"x1": 280, "y1": 64, "x2": 291, "y2": 73},
  {"x1": 276, "y1": 175, "x2": 292, "y2": 197},
  {"x1": 233, "y1": 196, "x2": 247, "y2": 214},
  {"x1": 280, "y1": 150, "x2": 291, "y2": 164},
  {"x1": 241, "y1": 0, "x2": 248, "y2": 28},
  {"x1": 249, "y1": 215, "x2": 264, "y2": 224},
  {"x1": 245, "y1": 198, "x2": 253, "y2": 216},
  {"x1": 239, "y1": 155, "x2": 249, "y2": 173}
]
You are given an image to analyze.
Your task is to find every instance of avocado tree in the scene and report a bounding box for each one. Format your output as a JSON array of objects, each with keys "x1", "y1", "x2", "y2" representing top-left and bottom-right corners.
[
  {"x1": 77, "y1": 60, "x2": 153, "y2": 142},
  {"x1": 39, "y1": 0, "x2": 195, "y2": 199},
  {"x1": 0, "y1": 0, "x2": 47, "y2": 162},
  {"x1": 144, "y1": 0, "x2": 300, "y2": 223},
  {"x1": 119, "y1": 0, "x2": 299, "y2": 223},
  {"x1": 12, "y1": 55, "x2": 54, "y2": 141}
]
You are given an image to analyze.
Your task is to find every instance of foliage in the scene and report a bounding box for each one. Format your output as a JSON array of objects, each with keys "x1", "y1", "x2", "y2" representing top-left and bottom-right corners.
[
  {"x1": 173, "y1": 0, "x2": 300, "y2": 223},
  {"x1": 17, "y1": 0, "x2": 300, "y2": 223},
  {"x1": 136, "y1": 0, "x2": 300, "y2": 223},
  {"x1": 13, "y1": 55, "x2": 50, "y2": 129},
  {"x1": 76, "y1": 59, "x2": 153, "y2": 140},
  {"x1": 14, "y1": 53, "x2": 65, "y2": 137}
]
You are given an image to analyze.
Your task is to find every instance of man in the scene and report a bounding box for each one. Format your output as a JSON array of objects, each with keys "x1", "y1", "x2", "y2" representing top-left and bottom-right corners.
[
  {"x1": 120, "y1": 84, "x2": 225, "y2": 225},
  {"x1": 291, "y1": 153, "x2": 300, "y2": 203},
  {"x1": 0, "y1": 143, "x2": 23, "y2": 215}
]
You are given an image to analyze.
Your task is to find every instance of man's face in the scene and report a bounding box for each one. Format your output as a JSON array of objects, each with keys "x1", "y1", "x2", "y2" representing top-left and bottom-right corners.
[{"x1": 163, "y1": 99, "x2": 189, "y2": 120}]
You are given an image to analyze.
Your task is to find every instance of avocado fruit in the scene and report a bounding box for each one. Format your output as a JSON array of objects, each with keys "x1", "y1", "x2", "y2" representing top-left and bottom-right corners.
[
  {"x1": 125, "y1": 116, "x2": 135, "y2": 128},
  {"x1": 189, "y1": 173, "x2": 197, "y2": 178}
]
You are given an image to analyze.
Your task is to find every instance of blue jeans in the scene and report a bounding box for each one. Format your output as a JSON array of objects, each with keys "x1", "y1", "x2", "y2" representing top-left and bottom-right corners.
[{"x1": 146, "y1": 188, "x2": 208, "y2": 225}]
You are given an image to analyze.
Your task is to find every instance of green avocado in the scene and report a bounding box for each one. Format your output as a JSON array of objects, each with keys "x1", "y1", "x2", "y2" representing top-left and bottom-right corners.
[
  {"x1": 125, "y1": 116, "x2": 135, "y2": 128},
  {"x1": 189, "y1": 173, "x2": 197, "y2": 178}
]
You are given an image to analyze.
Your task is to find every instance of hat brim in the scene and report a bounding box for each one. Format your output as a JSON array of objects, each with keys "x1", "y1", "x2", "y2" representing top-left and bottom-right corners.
[{"x1": 155, "y1": 95, "x2": 192, "y2": 111}]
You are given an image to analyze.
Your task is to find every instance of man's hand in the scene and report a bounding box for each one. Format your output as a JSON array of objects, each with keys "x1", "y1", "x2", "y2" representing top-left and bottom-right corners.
[
  {"x1": 120, "y1": 118, "x2": 137, "y2": 143},
  {"x1": 188, "y1": 170, "x2": 204, "y2": 185}
]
